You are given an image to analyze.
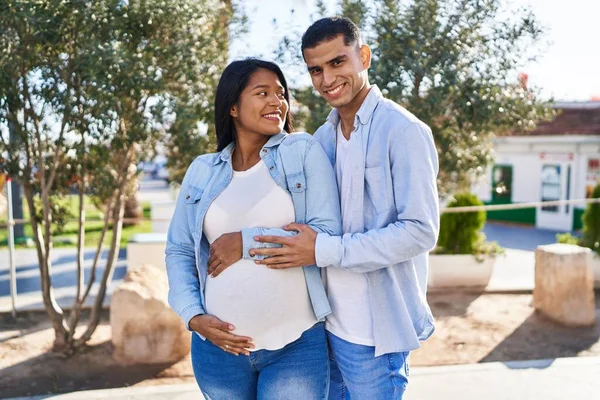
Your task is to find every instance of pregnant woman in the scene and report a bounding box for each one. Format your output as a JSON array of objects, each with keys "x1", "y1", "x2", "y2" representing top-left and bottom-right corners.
[{"x1": 165, "y1": 58, "x2": 341, "y2": 399}]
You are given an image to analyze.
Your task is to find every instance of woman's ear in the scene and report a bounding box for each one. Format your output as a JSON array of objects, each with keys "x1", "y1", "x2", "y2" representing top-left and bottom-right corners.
[{"x1": 230, "y1": 104, "x2": 238, "y2": 118}]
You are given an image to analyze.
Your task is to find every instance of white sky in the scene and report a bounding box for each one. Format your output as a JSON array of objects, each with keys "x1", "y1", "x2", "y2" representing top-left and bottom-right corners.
[{"x1": 230, "y1": 0, "x2": 600, "y2": 101}]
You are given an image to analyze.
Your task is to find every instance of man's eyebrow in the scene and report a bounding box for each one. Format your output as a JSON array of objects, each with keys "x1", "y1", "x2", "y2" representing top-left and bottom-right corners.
[
  {"x1": 327, "y1": 55, "x2": 347, "y2": 65},
  {"x1": 307, "y1": 55, "x2": 347, "y2": 71}
]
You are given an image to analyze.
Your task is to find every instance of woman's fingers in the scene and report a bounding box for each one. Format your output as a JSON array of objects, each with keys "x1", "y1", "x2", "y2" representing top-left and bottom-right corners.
[{"x1": 207, "y1": 256, "x2": 221, "y2": 275}]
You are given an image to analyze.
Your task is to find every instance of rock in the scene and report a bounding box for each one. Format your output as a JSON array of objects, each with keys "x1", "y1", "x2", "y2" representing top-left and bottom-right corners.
[
  {"x1": 111, "y1": 264, "x2": 190, "y2": 364},
  {"x1": 533, "y1": 244, "x2": 596, "y2": 327}
]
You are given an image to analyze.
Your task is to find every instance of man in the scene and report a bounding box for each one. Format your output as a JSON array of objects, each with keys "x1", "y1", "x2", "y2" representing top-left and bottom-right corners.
[{"x1": 209, "y1": 17, "x2": 439, "y2": 399}]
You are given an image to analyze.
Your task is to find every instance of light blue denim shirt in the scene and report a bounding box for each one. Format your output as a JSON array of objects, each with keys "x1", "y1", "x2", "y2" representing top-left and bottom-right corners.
[
  {"x1": 314, "y1": 86, "x2": 440, "y2": 356},
  {"x1": 165, "y1": 133, "x2": 342, "y2": 331}
]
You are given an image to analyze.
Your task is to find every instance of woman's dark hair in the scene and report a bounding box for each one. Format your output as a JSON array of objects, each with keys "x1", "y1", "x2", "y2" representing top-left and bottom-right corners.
[{"x1": 214, "y1": 58, "x2": 293, "y2": 151}]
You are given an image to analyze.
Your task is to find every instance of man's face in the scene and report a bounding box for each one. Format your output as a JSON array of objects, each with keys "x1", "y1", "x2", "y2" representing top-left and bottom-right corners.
[{"x1": 303, "y1": 35, "x2": 371, "y2": 109}]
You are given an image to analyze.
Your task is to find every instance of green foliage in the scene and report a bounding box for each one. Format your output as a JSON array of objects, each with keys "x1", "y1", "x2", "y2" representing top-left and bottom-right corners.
[
  {"x1": 276, "y1": 0, "x2": 553, "y2": 196},
  {"x1": 581, "y1": 184, "x2": 600, "y2": 255},
  {"x1": 437, "y1": 192, "x2": 501, "y2": 257},
  {"x1": 369, "y1": 0, "x2": 554, "y2": 196},
  {"x1": 292, "y1": 87, "x2": 331, "y2": 134},
  {"x1": 555, "y1": 232, "x2": 580, "y2": 246},
  {"x1": 33, "y1": 195, "x2": 73, "y2": 235},
  {"x1": 0, "y1": 0, "x2": 235, "y2": 350}
]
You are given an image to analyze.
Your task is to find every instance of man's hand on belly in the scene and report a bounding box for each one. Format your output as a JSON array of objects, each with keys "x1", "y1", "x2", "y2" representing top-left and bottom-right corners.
[
  {"x1": 250, "y1": 223, "x2": 317, "y2": 269},
  {"x1": 208, "y1": 232, "x2": 242, "y2": 278},
  {"x1": 189, "y1": 314, "x2": 254, "y2": 356}
]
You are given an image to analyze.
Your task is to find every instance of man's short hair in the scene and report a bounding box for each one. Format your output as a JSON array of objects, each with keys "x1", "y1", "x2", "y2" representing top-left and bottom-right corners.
[{"x1": 301, "y1": 16, "x2": 361, "y2": 55}]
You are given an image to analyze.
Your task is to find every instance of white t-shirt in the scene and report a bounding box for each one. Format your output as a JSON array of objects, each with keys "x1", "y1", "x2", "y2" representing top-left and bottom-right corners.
[
  {"x1": 203, "y1": 160, "x2": 317, "y2": 351},
  {"x1": 325, "y1": 123, "x2": 375, "y2": 346}
]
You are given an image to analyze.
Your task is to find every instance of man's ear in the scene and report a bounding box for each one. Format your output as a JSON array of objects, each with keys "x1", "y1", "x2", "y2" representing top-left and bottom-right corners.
[
  {"x1": 359, "y1": 44, "x2": 372, "y2": 69},
  {"x1": 230, "y1": 104, "x2": 238, "y2": 118}
]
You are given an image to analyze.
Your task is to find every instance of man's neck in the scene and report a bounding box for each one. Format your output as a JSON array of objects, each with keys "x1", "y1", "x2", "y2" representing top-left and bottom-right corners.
[{"x1": 337, "y1": 83, "x2": 371, "y2": 139}]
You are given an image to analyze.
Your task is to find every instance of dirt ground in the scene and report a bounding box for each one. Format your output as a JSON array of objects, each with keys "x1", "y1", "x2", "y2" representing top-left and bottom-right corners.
[{"x1": 2, "y1": 292, "x2": 600, "y2": 399}]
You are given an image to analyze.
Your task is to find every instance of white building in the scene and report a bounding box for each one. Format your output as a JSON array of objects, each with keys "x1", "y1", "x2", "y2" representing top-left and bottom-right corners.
[{"x1": 473, "y1": 102, "x2": 600, "y2": 232}]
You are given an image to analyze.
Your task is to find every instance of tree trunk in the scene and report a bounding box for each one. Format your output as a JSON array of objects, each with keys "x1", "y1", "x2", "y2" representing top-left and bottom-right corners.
[{"x1": 123, "y1": 176, "x2": 142, "y2": 227}]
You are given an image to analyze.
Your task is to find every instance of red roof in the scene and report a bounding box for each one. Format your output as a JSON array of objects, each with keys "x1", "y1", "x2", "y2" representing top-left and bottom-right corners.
[{"x1": 526, "y1": 105, "x2": 600, "y2": 136}]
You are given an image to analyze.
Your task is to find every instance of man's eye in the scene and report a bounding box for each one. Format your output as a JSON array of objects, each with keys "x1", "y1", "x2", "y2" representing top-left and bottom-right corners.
[
  {"x1": 310, "y1": 69, "x2": 321, "y2": 75},
  {"x1": 333, "y1": 60, "x2": 342, "y2": 66}
]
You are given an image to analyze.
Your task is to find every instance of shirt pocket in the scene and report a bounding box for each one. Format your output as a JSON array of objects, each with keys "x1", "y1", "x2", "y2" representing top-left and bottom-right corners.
[
  {"x1": 184, "y1": 185, "x2": 204, "y2": 233},
  {"x1": 286, "y1": 172, "x2": 307, "y2": 193},
  {"x1": 365, "y1": 166, "x2": 391, "y2": 214}
]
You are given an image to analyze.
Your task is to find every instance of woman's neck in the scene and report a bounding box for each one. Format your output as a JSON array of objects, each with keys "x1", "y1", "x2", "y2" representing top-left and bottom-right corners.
[{"x1": 231, "y1": 131, "x2": 270, "y2": 171}]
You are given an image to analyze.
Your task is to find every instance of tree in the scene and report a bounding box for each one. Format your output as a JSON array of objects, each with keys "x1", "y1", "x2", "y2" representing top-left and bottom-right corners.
[
  {"x1": 0, "y1": 0, "x2": 233, "y2": 352},
  {"x1": 278, "y1": 0, "x2": 553, "y2": 196},
  {"x1": 370, "y1": 0, "x2": 553, "y2": 196}
]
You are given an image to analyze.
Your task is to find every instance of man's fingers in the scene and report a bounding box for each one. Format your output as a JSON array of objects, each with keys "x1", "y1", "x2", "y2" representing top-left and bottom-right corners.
[
  {"x1": 255, "y1": 255, "x2": 290, "y2": 266},
  {"x1": 254, "y1": 235, "x2": 290, "y2": 245},
  {"x1": 283, "y1": 222, "x2": 302, "y2": 232},
  {"x1": 250, "y1": 247, "x2": 289, "y2": 258}
]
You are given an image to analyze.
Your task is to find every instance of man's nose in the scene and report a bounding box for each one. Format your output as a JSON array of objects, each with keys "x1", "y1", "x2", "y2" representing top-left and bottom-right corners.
[{"x1": 322, "y1": 69, "x2": 335, "y2": 87}]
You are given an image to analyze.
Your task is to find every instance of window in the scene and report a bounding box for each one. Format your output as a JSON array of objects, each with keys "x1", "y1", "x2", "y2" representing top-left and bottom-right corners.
[
  {"x1": 540, "y1": 164, "x2": 561, "y2": 212},
  {"x1": 492, "y1": 165, "x2": 512, "y2": 202}
]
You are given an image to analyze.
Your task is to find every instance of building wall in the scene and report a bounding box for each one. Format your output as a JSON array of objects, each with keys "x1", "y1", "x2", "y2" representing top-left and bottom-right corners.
[{"x1": 472, "y1": 136, "x2": 600, "y2": 231}]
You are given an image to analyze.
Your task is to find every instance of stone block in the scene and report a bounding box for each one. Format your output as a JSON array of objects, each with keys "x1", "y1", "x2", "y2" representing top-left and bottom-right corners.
[
  {"x1": 111, "y1": 264, "x2": 190, "y2": 364},
  {"x1": 533, "y1": 244, "x2": 595, "y2": 327}
]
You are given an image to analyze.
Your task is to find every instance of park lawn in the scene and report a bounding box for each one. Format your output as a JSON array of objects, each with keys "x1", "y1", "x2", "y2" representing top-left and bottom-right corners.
[{"x1": 0, "y1": 195, "x2": 151, "y2": 249}]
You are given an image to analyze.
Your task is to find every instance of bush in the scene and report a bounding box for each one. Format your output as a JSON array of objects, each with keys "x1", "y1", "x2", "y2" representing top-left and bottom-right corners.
[
  {"x1": 581, "y1": 184, "x2": 600, "y2": 255},
  {"x1": 555, "y1": 232, "x2": 579, "y2": 245},
  {"x1": 437, "y1": 192, "x2": 502, "y2": 257}
]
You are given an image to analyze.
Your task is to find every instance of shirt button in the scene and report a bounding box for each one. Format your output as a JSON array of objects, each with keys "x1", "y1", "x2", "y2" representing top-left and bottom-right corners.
[
  {"x1": 269, "y1": 166, "x2": 274, "y2": 171},
  {"x1": 296, "y1": 183, "x2": 302, "y2": 189},
  {"x1": 186, "y1": 195, "x2": 190, "y2": 200}
]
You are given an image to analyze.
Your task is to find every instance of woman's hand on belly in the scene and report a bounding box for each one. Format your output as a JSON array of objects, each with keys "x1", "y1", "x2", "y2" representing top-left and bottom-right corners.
[
  {"x1": 189, "y1": 314, "x2": 255, "y2": 356},
  {"x1": 208, "y1": 232, "x2": 242, "y2": 278}
]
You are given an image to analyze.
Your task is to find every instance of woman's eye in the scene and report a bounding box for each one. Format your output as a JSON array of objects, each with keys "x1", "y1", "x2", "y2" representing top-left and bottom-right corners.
[{"x1": 277, "y1": 92, "x2": 285, "y2": 99}]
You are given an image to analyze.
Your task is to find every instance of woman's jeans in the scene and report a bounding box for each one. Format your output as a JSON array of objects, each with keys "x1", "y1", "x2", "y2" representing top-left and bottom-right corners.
[{"x1": 191, "y1": 322, "x2": 329, "y2": 400}]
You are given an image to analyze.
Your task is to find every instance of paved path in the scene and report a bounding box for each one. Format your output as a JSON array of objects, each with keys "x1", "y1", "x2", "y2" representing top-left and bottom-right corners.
[
  {"x1": 0, "y1": 248, "x2": 127, "y2": 313},
  {"x1": 7, "y1": 357, "x2": 600, "y2": 400}
]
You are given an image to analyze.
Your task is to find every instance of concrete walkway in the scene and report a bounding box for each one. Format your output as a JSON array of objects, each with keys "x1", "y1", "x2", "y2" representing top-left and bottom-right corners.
[{"x1": 7, "y1": 357, "x2": 600, "y2": 400}]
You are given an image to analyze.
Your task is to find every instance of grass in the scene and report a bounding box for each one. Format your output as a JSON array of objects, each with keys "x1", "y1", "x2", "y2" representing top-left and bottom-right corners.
[{"x1": 0, "y1": 195, "x2": 152, "y2": 249}]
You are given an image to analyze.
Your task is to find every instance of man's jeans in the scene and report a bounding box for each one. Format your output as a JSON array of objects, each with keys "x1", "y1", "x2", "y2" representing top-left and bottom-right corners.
[
  {"x1": 327, "y1": 331, "x2": 410, "y2": 399},
  {"x1": 191, "y1": 322, "x2": 329, "y2": 400}
]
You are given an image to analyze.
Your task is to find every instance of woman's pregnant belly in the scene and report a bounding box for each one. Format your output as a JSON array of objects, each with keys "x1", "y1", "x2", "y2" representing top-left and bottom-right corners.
[{"x1": 204, "y1": 259, "x2": 317, "y2": 351}]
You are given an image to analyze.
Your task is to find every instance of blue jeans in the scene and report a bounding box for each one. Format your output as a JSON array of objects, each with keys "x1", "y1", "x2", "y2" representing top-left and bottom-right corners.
[
  {"x1": 327, "y1": 331, "x2": 410, "y2": 399},
  {"x1": 191, "y1": 322, "x2": 329, "y2": 399}
]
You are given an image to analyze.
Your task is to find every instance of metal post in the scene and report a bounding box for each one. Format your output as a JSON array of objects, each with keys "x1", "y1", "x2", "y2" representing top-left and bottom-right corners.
[{"x1": 6, "y1": 175, "x2": 17, "y2": 318}]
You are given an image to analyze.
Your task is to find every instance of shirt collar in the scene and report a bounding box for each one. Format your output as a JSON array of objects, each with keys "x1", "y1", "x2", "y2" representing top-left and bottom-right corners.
[
  {"x1": 214, "y1": 132, "x2": 288, "y2": 165},
  {"x1": 326, "y1": 85, "x2": 382, "y2": 128}
]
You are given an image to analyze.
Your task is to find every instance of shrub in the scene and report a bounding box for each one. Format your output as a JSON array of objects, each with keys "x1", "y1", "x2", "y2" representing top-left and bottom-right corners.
[
  {"x1": 556, "y1": 232, "x2": 580, "y2": 245},
  {"x1": 438, "y1": 193, "x2": 485, "y2": 254},
  {"x1": 437, "y1": 192, "x2": 503, "y2": 257},
  {"x1": 581, "y1": 184, "x2": 600, "y2": 255}
]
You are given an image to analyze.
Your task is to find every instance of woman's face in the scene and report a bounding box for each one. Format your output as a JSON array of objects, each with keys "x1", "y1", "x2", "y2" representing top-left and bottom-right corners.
[{"x1": 230, "y1": 68, "x2": 289, "y2": 139}]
